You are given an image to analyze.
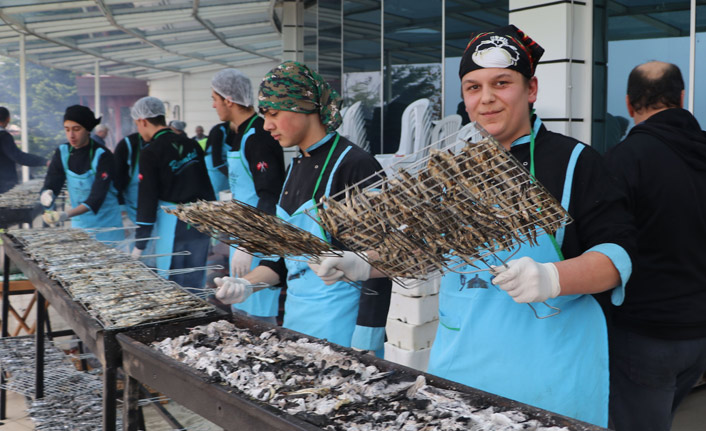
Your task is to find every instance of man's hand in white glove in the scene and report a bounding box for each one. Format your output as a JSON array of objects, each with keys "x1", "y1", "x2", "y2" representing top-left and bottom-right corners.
[
  {"x1": 308, "y1": 252, "x2": 371, "y2": 286},
  {"x1": 491, "y1": 256, "x2": 561, "y2": 303},
  {"x1": 231, "y1": 248, "x2": 253, "y2": 278},
  {"x1": 42, "y1": 210, "x2": 68, "y2": 225},
  {"x1": 40, "y1": 189, "x2": 54, "y2": 207},
  {"x1": 214, "y1": 277, "x2": 253, "y2": 304},
  {"x1": 130, "y1": 247, "x2": 143, "y2": 259}
]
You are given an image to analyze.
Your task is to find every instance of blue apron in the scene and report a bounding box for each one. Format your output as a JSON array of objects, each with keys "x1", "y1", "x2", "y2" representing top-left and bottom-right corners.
[
  {"x1": 122, "y1": 135, "x2": 143, "y2": 223},
  {"x1": 427, "y1": 138, "x2": 610, "y2": 426},
  {"x1": 277, "y1": 136, "x2": 360, "y2": 347},
  {"x1": 228, "y1": 116, "x2": 281, "y2": 317},
  {"x1": 205, "y1": 124, "x2": 230, "y2": 197},
  {"x1": 59, "y1": 142, "x2": 123, "y2": 243},
  {"x1": 146, "y1": 129, "x2": 181, "y2": 273}
]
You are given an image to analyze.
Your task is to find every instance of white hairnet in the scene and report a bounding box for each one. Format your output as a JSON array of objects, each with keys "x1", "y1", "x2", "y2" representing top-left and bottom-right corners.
[
  {"x1": 131, "y1": 96, "x2": 165, "y2": 120},
  {"x1": 211, "y1": 69, "x2": 253, "y2": 107},
  {"x1": 169, "y1": 120, "x2": 186, "y2": 131}
]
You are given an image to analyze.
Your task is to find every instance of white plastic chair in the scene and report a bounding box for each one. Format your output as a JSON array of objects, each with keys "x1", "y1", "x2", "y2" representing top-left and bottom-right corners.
[
  {"x1": 338, "y1": 101, "x2": 369, "y2": 152},
  {"x1": 375, "y1": 98, "x2": 432, "y2": 176},
  {"x1": 430, "y1": 114, "x2": 462, "y2": 152}
]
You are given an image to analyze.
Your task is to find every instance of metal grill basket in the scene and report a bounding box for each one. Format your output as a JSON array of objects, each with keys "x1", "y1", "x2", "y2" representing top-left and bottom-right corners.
[{"x1": 316, "y1": 122, "x2": 572, "y2": 285}]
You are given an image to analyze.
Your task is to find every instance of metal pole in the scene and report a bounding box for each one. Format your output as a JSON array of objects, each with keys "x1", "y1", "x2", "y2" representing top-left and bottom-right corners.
[
  {"x1": 94, "y1": 61, "x2": 101, "y2": 118},
  {"x1": 380, "y1": 2, "x2": 384, "y2": 153},
  {"x1": 180, "y1": 73, "x2": 185, "y2": 120},
  {"x1": 688, "y1": 0, "x2": 695, "y2": 113},
  {"x1": 19, "y1": 34, "x2": 29, "y2": 183},
  {"x1": 441, "y1": 0, "x2": 446, "y2": 118}
]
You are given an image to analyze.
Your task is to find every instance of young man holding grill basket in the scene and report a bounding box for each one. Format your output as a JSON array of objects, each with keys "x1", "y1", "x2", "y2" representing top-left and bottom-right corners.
[
  {"x1": 213, "y1": 61, "x2": 391, "y2": 356},
  {"x1": 209, "y1": 68, "x2": 286, "y2": 323},
  {"x1": 310, "y1": 25, "x2": 636, "y2": 427}
]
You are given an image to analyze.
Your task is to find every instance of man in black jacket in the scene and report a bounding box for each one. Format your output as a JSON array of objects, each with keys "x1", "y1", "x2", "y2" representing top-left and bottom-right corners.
[
  {"x1": 0, "y1": 107, "x2": 47, "y2": 193},
  {"x1": 605, "y1": 61, "x2": 706, "y2": 431},
  {"x1": 129, "y1": 96, "x2": 215, "y2": 292}
]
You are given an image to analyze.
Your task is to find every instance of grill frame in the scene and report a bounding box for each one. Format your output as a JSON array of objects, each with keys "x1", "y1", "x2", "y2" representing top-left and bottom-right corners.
[
  {"x1": 1, "y1": 232, "x2": 228, "y2": 430},
  {"x1": 118, "y1": 313, "x2": 608, "y2": 431}
]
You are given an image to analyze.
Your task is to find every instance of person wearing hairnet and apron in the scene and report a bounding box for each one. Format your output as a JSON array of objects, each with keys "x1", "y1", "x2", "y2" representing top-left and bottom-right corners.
[
  {"x1": 129, "y1": 97, "x2": 215, "y2": 292},
  {"x1": 210, "y1": 68, "x2": 285, "y2": 323},
  {"x1": 40, "y1": 105, "x2": 123, "y2": 244},
  {"x1": 309, "y1": 26, "x2": 636, "y2": 427},
  {"x1": 212, "y1": 61, "x2": 391, "y2": 354},
  {"x1": 113, "y1": 132, "x2": 144, "y2": 224}
]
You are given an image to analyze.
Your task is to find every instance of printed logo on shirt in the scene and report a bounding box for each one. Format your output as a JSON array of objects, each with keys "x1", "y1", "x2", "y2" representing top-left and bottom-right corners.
[
  {"x1": 256, "y1": 161, "x2": 269, "y2": 172},
  {"x1": 169, "y1": 149, "x2": 199, "y2": 173},
  {"x1": 138, "y1": 173, "x2": 143, "y2": 182},
  {"x1": 101, "y1": 172, "x2": 109, "y2": 180}
]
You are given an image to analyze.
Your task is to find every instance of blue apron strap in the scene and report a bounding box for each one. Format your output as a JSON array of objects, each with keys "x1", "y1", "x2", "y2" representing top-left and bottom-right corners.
[
  {"x1": 91, "y1": 147, "x2": 104, "y2": 173},
  {"x1": 323, "y1": 146, "x2": 353, "y2": 197},
  {"x1": 59, "y1": 144, "x2": 70, "y2": 172},
  {"x1": 238, "y1": 118, "x2": 258, "y2": 181},
  {"x1": 554, "y1": 144, "x2": 584, "y2": 248},
  {"x1": 125, "y1": 136, "x2": 132, "y2": 169}
]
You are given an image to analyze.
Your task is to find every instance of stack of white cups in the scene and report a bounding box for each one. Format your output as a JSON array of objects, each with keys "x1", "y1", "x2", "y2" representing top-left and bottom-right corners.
[{"x1": 384, "y1": 274, "x2": 440, "y2": 371}]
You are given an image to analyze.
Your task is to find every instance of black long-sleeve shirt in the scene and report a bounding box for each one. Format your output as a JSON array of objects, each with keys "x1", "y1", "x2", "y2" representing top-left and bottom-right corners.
[
  {"x1": 113, "y1": 132, "x2": 143, "y2": 202},
  {"x1": 0, "y1": 129, "x2": 47, "y2": 193},
  {"x1": 41, "y1": 140, "x2": 114, "y2": 213},
  {"x1": 605, "y1": 108, "x2": 706, "y2": 339},
  {"x1": 229, "y1": 114, "x2": 285, "y2": 214},
  {"x1": 206, "y1": 121, "x2": 233, "y2": 175},
  {"x1": 135, "y1": 128, "x2": 215, "y2": 248},
  {"x1": 259, "y1": 133, "x2": 391, "y2": 328}
]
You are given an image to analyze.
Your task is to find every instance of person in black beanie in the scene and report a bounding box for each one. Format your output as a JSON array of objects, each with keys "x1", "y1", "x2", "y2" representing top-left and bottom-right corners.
[
  {"x1": 40, "y1": 105, "x2": 123, "y2": 243},
  {"x1": 314, "y1": 25, "x2": 635, "y2": 427}
]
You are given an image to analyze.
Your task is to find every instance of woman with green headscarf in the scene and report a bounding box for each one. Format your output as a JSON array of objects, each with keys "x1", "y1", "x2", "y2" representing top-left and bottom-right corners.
[{"x1": 213, "y1": 61, "x2": 391, "y2": 355}]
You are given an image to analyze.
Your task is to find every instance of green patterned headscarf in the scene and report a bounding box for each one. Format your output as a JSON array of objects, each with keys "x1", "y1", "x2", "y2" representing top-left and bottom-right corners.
[{"x1": 258, "y1": 61, "x2": 343, "y2": 133}]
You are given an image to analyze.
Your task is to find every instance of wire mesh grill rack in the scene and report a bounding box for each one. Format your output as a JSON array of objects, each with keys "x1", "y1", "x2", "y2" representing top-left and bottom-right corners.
[
  {"x1": 316, "y1": 123, "x2": 572, "y2": 285},
  {"x1": 6, "y1": 228, "x2": 216, "y2": 329},
  {"x1": 165, "y1": 199, "x2": 336, "y2": 258},
  {"x1": 0, "y1": 336, "x2": 103, "y2": 397}
]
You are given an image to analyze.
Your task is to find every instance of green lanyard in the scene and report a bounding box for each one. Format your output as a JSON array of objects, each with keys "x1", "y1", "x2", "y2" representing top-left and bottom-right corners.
[
  {"x1": 527, "y1": 114, "x2": 565, "y2": 261},
  {"x1": 152, "y1": 128, "x2": 173, "y2": 141},
  {"x1": 243, "y1": 115, "x2": 258, "y2": 137},
  {"x1": 310, "y1": 134, "x2": 340, "y2": 202}
]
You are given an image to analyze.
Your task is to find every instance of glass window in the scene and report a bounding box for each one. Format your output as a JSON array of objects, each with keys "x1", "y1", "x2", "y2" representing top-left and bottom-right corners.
[
  {"x1": 381, "y1": 0, "x2": 442, "y2": 154},
  {"x1": 694, "y1": 4, "x2": 706, "y2": 124},
  {"x1": 343, "y1": 1, "x2": 382, "y2": 153},
  {"x1": 318, "y1": 0, "x2": 343, "y2": 94},
  {"x1": 599, "y1": 0, "x2": 692, "y2": 153}
]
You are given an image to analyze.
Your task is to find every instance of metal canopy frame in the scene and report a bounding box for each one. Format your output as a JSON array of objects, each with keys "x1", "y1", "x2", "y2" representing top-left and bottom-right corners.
[{"x1": 0, "y1": 0, "x2": 283, "y2": 79}]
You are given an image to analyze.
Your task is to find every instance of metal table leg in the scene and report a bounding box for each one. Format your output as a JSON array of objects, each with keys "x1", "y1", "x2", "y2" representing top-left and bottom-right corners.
[
  {"x1": 123, "y1": 375, "x2": 141, "y2": 431},
  {"x1": 1, "y1": 253, "x2": 9, "y2": 419},
  {"x1": 35, "y1": 291, "x2": 45, "y2": 399}
]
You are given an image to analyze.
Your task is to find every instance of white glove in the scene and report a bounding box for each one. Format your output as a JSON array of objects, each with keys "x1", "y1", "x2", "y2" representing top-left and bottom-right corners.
[
  {"x1": 42, "y1": 211, "x2": 68, "y2": 225},
  {"x1": 309, "y1": 252, "x2": 371, "y2": 286},
  {"x1": 491, "y1": 257, "x2": 561, "y2": 303},
  {"x1": 231, "y1": 248, "x2": 253, "y2": 278},
  {"x1": 214, "y1": 277, "x2": 253, "y2": 304},
  {"x1": 131, "y1": 247, "x2": 143, "y2": 259},
  {"x1": 40, "y1": 189, "x2": 54, "y2": 207}
]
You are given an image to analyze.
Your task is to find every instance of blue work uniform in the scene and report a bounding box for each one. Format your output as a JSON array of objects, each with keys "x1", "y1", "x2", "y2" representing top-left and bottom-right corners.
[
  {"x1": 59, "y1": 142, "x2": 123, "y2": 243},
  {"x1": 204, "y1": 122, "x2": 231, "y2": 197},
  {"x1": 428, "y1": 116, "x2": 634, "y2": 427},
  {"x1": 135, "y1": 128, "x2": 215, "y2": 291},
  {"x1": 227, "y1": 115, "x2": 282, "y2": 318},
  {"x1": 260, "y1": 134, "x2": 390, "y2": 351}
]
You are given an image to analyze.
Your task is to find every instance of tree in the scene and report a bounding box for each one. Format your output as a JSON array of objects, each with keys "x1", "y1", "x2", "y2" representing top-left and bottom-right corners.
[{"x1": 0, "y1": 56, "x2": 79, "y2": 160}]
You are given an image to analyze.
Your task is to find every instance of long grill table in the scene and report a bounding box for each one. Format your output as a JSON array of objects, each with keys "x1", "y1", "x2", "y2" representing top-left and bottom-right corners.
[
  {"x1": 1, "y1": 232, "x2": 227, "y2": 430},
  {"x1": 118, "y1": 314, "x2": 608, "y2": 431}
]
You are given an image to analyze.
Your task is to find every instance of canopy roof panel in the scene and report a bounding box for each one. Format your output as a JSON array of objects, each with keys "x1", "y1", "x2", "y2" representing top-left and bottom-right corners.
[{"x1": 0, "y1": 0, "x2": 282, "y2": 79}]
